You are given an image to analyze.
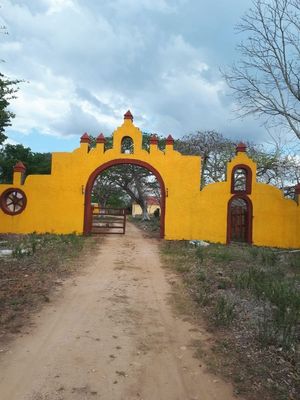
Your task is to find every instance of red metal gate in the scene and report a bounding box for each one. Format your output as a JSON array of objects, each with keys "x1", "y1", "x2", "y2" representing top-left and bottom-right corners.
[{"x1": 91, "y1": 207, "x2": 126, "y2": 234}]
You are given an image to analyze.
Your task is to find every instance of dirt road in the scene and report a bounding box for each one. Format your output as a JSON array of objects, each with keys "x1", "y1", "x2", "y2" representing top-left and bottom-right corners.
[{"x1": 0, "y1": 223, "x2": 238, "y2": 400}]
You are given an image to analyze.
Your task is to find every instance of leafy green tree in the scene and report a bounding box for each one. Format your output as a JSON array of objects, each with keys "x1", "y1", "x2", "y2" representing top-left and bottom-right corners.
[
  {"x1": 0, "y1": 73, "x2": 21, "y2": 144},
  {"x1": 0, "y1": 144, "x2": 51, "y2": 183}
]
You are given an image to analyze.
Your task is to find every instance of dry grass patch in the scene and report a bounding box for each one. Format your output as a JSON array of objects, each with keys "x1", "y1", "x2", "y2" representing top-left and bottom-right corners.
[
  {"x1": 0, "y1": 233, "x2": 94, "y2": 344},
  {"x1": 161, "y1": 241, "x2": 300, "y2": 400}
]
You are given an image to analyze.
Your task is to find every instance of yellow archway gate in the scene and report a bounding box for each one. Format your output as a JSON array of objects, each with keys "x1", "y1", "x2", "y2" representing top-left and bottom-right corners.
[{"x1": 0, "y1": 111, "x2": 299, "y2": 248}]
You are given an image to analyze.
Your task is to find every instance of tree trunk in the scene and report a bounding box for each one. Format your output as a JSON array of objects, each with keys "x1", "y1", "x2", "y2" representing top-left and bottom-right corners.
[{"x1": 141, "y1": 201, "x2": 150, "y2": 220}]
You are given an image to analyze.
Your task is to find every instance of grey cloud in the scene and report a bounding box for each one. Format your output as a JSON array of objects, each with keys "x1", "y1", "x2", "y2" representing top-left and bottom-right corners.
[
  {"x1": 1, "y1": 0, "x2": 271, "y2": 146},
  {"x1": 50, "y1": 103, "x2": 102, "y2": 137},
  {"x1": 76, "y1": 87, "x2": 115, "y2": 115}
]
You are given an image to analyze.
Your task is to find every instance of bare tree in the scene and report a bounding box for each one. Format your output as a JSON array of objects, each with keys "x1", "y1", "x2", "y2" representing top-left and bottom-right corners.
[
  {"x1": 223, "y1": 0, "x2": 300, "y2": 141},
  {"x1": 175, "y1": 130, "x2": 299, "y2": 197},
  {"x1": 175, "y1": 131, "x2": 234, "y2": 188}
]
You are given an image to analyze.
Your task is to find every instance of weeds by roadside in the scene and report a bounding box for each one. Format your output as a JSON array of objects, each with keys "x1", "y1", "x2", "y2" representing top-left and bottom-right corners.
[
  {"x1": 128, "y1": 215, "x2": 160, "y2": 237},
  {"x1": 161, "y1": 241, "x2": 300, "y2": 400},
  {"x1": 0, "y1": 233, "x2": 91, "y2": 344}
]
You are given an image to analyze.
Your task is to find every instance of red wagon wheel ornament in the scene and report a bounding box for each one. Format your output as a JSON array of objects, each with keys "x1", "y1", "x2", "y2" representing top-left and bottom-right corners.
[{"x1": 0, "y1": 188, "x2": 27, "y2": 215}]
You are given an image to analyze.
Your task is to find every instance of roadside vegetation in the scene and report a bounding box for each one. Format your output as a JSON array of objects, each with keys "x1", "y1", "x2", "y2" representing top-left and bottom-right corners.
[
  {"x1": 128, "y1": 215, "x2": 161, "y2": 238},
  {"x1": 161, "y1": 241, "x2": 300, "y2": 400},
  {"x1": 0, "y1": 233, "x2": 91, "y2": 344}
]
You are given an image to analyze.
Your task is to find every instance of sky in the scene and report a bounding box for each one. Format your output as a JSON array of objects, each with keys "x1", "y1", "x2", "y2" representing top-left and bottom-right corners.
[{"x1": 0, "y1": 0, "x2": 274, "y2": 153}]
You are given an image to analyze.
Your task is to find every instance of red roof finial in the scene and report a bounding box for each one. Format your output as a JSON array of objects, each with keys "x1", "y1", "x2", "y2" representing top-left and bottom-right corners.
[
  {"x1": 124, "y1": 110, "x2": 133, "y2": 121},
  {"x1": 236, "y1": 142, "x2": 247, "y2": 153},
  {"x1": 13, "y1": 161, "x2": 26, "y2": 173},
  {"x1": 150, "y1": 134, "x2": 158, "y2": 145},
  {"x1": 166, "y1": 134, "x2": 174, "y2": 145},
  {"x1": 80, "y1": 132, "x2": 90, "y2": 144},
  {"x1": 96, "y1": 133, "x2": 106, "y2": 144}
]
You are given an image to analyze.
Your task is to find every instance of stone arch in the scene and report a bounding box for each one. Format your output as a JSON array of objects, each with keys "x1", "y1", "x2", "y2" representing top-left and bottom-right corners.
[{"x1": 83, "y1": 159, "x2": 166, "y2": 238}]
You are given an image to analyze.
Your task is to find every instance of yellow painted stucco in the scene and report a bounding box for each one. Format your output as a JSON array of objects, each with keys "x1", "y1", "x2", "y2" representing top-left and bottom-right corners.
[
  {"x1": 132, "y1": 203, "x2": 160, "y2": 217},
  {"x1": 0, "y1": 114, "x2": 299, "y2": 248}
]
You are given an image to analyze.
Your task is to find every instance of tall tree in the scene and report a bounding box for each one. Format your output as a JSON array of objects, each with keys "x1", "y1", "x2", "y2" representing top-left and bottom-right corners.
[
  {"x1": 0, "y1": 21, "x2": 22, "y2": 144},
  {"x1": 0, "y1": 144, "x2": 51, "y2": 183},
  {"x1": 92, "y1": 164, "x2": 161, "y2": 220},
  {"x1": 175, "y1": 131, "x2": 234, "y2": 188},
  {"x1": 175, "y1": 130, "x2": 299, "y2": 197},
  {"x1": 223, "y1": 0, "x2": 300, "y2": 141},
  {"x1": 0, "y1": 73, "x2": 21, "y2": 144}
]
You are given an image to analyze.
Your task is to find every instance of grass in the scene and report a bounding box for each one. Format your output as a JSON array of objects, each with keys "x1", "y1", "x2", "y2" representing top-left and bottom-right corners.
[
  {"x1": 161, "y1": 241, "x2": 300, "y2": 400},
  {"x1": 0, "y1": 233, "x2": 91, "y2": 341},
  {"x1": 213, "y1": 296, "x2": 236, "y2": 326}
]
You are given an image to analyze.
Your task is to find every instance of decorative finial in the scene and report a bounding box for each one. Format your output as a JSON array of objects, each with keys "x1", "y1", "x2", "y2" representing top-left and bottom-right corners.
[
  {"x1": 124, "y1": 110, "x2": 133, "y2": 121},
  {"x1": 150, "y1": 134, "x2": 158, "y2": 145},
  {"x1": 13, "y1": 161, "x2": 26, "y2": 173},
  {"x1": 236, "y1": 142, "x2": 247, "y2": 153},
  {"x1": 166, "y1": 134, "x2": 174, "y2": 145},
  {"x1": 96, "y1": 133, "x2": 106, "y2": 144},
  {"x1": 80, "y1": 132, "x2": 90, "y2": 144}
]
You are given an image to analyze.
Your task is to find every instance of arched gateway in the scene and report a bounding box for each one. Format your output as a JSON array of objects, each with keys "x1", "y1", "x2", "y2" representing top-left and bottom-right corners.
[
  {"x1": 0, "y1": 111, "x2": 299, "y2": 248},
  {"x1": 84, "y1": 159, "x2": 166, "y2": 237}
]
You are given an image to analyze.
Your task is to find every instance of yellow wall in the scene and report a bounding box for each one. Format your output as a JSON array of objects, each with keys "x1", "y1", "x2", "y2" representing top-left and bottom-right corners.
[{"x1": 0, "y1": 115, "x2": 299, "y2": 248}]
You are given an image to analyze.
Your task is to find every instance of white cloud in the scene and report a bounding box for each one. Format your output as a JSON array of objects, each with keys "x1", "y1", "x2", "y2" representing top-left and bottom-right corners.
[
  {"x1": 3, "y1": 138, "x2": 19, "y2": 145},
  {"x1": 44, "y1": 0, "x2": 78, "y2": 15},
  {"x1": 0, "y1": 0, "x2": 266, "y2": 148}
]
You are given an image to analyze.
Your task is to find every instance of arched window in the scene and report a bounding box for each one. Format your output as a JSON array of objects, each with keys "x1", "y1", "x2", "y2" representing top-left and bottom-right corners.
[
  {"x1": 234, "y1": 168, "x2": 247, "y2": 191},
  {"x1": 121, "y1": 136, "x2": 134, "y2": 154},
  {"x1": 231, "y1": 165, "x2": 252, "y2": 194}
]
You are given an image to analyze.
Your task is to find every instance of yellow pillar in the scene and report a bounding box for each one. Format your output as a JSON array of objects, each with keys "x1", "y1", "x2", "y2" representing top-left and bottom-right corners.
[
  {"x1": 165, "y1": 134, "x2": 174, "y2": 154},
  {"x1": 150, "y1": 134, "x2": 159, "y2": 153},
  {"x1": 13, "y1": 161, "x2": 26, "y2": 185},
  {"x1": 96, "y1": 133, "x2": 106, "y2": 153},
  {"x1": 80, "y1": 132, "x2": 91, "y2": 152}
]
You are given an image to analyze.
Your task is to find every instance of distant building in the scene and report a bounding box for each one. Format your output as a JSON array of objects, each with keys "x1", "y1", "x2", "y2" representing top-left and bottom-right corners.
[{"x1": 132, "y1": 197, "x2": 160, "y2": 217}]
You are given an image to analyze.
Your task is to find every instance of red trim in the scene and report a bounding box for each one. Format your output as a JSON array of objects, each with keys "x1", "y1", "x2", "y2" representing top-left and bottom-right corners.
[
  {"x1": 166, "y1": 134, "x2": 174, "y2": 145},
  {"x1": 150, "y1": 135, "x2": 158, "y2": 145},
  {"x1": 0, "y1": 188, "x2": 27, "y2": 216},
  {"x1": 124, "y1": 110, "x2": 133, "y2": 121},
  {"x1": 96, "y1": 133, "x2": 106, "y2": 144},
  {"x1": 226, "y1": 194, "x2": 253, "y2": 245},
  {"x1": 83, "y1": 159, "x2": 166, "y2": 238},
  {"x1": 231, "y1": 164, "x2": 252, "y2": 194},
  {"x1": 236, "y1": 142, "x2": 247, "y2": 153},
  {"x1": 13, "y1": 161, "x2": 26, "y2": 173},
  {"x1": 80, "y1": 133, "x2": 90, "y2": 144}
]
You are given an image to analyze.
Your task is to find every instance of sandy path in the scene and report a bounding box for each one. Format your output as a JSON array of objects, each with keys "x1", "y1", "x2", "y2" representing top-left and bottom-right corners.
[{"x1": 0, "y1": 223, "x2": 238, "y2": 400}]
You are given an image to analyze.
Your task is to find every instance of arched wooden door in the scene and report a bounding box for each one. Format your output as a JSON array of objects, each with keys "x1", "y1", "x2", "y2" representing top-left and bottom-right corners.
[
  {"x1": 83, "y1": 159, "x2": 166, "y2": 238},
  {"x1": 227, "y1": 196, "x2": 252, "y2": 244}
]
